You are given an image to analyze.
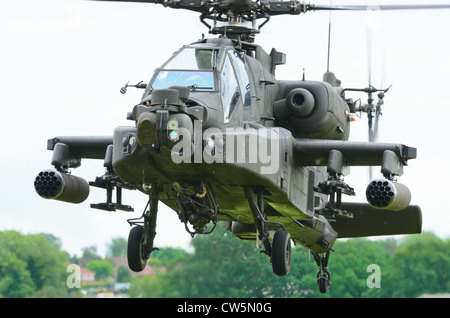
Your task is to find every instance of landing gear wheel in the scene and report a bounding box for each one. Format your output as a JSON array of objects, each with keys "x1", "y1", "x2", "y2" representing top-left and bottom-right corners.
[
  {"x1": 313, "y1": 250, "x2": 331, "y2": 293},
  {"x1": 127, "y1": 226, "x2": 147, "y2": 272},
  {"x1": 127, "y1": 188, "x2": 159, "y2": 272},
  {"x1": 272, "y1": 230, "x2": 292, "y2": 276},
  {"x1": 317, "y1": 269, "x2": 331, "y2": 294}
]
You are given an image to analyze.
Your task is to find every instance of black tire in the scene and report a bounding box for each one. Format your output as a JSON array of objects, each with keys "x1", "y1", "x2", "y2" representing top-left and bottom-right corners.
[
  {"x1": 272, "y1": 230, "x2": 292, "y2": 276},
  {"x1": 127, "y1": 226, "x2": 147, "y2": 272},
  {"x1": 317, "y1": 269, "x2": 331, "y2": 294}
]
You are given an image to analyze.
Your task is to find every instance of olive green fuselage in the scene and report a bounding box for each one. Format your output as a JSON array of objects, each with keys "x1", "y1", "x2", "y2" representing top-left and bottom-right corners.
[{"x1": 111, "y1": 38, "x2": 351, "y2": 252}]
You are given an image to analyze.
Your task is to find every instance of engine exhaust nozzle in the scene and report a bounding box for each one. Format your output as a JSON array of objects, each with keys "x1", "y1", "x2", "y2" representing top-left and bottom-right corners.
[
  {"x1": 366, "y1": 179, "x2": 411, "y2": 211},
  {"x1": 34, "y1": 169, "x2": 89, "y2": 204}
]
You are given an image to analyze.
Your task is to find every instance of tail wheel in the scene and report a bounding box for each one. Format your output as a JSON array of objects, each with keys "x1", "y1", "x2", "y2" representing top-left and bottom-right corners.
[
  {"x1": 271, "y1": 230, "x2": 292, "y2": 276},
  {"x1": 127, "y1": 226, "x2": 147, "y2": 272}
]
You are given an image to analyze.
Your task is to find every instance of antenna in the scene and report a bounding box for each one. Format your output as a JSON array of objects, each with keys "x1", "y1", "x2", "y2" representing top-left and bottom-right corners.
[{"x1": 326, "y1": 1, "x2": 332, "y2": 72}]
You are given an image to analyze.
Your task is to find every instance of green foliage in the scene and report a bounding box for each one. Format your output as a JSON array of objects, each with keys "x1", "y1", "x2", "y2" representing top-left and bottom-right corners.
[
  {"x1": 117, "y1": 266, "x2": 131, "y2": 282},
  {"x1": 376, "y1": 232, "x2": 450, "y2": 297},
  {"x1": 107, "y1": 237, "x2": 127, "y2": 258},
  {"x1": 129, "y1": 224, "x2": 450, "y2": 298},
  {"x1": 0, "y1": 230, "x2": 67, "y2": 298},
  {"x1": 1, "y1": 225, "x2": 448, "y2": 298},
  {"x1": 78, "y1": 246, "x2": 102, "y2": 267},
  {"x1": 150, "y1": 247, "x2": 190, "y2": 267},
  {"x1": 133, "y1": 224, "x2": 315, "y2": 298},
  {"x1": 86, "y1": 260, "x2": 114, "y2": 280}
]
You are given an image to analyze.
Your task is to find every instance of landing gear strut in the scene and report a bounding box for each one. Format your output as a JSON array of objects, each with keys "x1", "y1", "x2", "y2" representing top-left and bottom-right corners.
[
  {"x1": 127, "y1": 185, "x2": 159, "y2": 272},
  {"x1": 313, "y1": 250, "x2": 331, "y2": 293},
  {"x1": 243, "y1": 186, "x2": 291, "y2": 276}
]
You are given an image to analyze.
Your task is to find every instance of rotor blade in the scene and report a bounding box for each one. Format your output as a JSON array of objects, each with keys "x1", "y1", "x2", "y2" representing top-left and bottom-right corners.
[
  {"x1": 369, "y1": 110, "x2": 380, "y2": 143},
  {"x1": 368, "y1": 113, "x2": 376, "y2": 179},
  {"x1": 89, "y1": 0, "x2": 166, "y2": 2},
  {"x1": 310, "y1": 4, "x2": 450, "y2": 11},
  {"x1": 369, "y1": 109, "x2": 380, "y2": 178},
  {"x1": 89, "y1": 1, "x2": 450, "y2": 10},
  {"x1": 88, "y1": 1, "x2": 450, "y2": 18},
  {"x1": 87, "y1": 0, "x2": 212, "y2": 13},
  {"x1": 88, "y1": 0, "x2": 253, "y2": 8},
  {"x1": 89, "y1": 0, "x2": 158, "y2": 3},
  {"x1": 367, "y1": 26, "x2": 372, "y2": 88}
]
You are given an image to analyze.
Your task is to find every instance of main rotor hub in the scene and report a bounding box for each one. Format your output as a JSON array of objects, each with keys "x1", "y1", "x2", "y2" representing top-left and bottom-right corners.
[{"x1": 208, "y1": 13, "x2": 260, "y2": 42}]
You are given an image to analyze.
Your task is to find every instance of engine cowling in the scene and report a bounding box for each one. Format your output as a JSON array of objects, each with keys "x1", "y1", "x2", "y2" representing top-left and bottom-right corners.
[
  {"x1": 286, "y1": 88, "x2": 315, "y2": 117},
  {"x1": 366, "y1": 179, "x2": 411, "y2": 211},
  {"x1": 34, "y1": 169, "x2": 89, "y2": 204},
  {"x1": 273, "y1": 80, "x2": 350, "y2": 140}
]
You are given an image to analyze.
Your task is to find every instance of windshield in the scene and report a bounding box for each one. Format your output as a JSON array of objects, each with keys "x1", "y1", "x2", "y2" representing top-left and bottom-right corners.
[
  {"x1": 150, "y1": 47, "x2": 217, "y2": 91},
  {"x1": 164, "y1": 47, "x2": 218, "y2": 70},
  {"x1": 152, "y1": 71, "x2": 214, "y2": 91}
]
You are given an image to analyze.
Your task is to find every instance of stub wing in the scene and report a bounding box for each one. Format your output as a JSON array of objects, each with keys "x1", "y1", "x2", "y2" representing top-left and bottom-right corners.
[
  {"x1": 292, "y1": 138, "x2": 420, "y2": 231},
  {"x1": 47, "y1": 136, "x2": 113, "y2": 162},
  {"x1": 332, "y1": 203, "x2": 422, "y2": 238},
  {"x1": 293, "y1": 139, "x2": 416, "y2": 168}
]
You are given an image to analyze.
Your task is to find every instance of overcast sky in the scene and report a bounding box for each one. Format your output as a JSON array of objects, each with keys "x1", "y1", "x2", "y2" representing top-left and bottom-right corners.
[{"x1": 1, "y1": 0, "x2": 449, "y2": 257}]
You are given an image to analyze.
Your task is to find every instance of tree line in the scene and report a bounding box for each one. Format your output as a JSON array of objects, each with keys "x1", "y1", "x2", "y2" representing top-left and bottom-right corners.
[
  {"x1": 130, "y1": 224, "x2": 450, "y2": 298},
  {"x1": 0, "y1": 225, "x2": 449, "y2": 298}
]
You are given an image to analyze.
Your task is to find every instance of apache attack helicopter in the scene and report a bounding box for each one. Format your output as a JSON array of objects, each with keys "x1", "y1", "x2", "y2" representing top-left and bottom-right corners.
[{"x1": 34, "y1": 1, "x2": 449, "y2": 293}]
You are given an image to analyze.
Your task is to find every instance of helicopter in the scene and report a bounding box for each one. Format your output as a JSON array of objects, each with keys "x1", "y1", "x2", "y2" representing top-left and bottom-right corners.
[{"x1": 33, "y1": 1, "x2": 449, "y2": 294}]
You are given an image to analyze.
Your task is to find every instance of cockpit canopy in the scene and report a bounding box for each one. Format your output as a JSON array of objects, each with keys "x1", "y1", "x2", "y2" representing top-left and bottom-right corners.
[
  {"x1": 148, "y1": 43, "x2": 252, "y2": 124},
  {"x1": 151, "y1": 47, "x2": 218, "y2": 92}
]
